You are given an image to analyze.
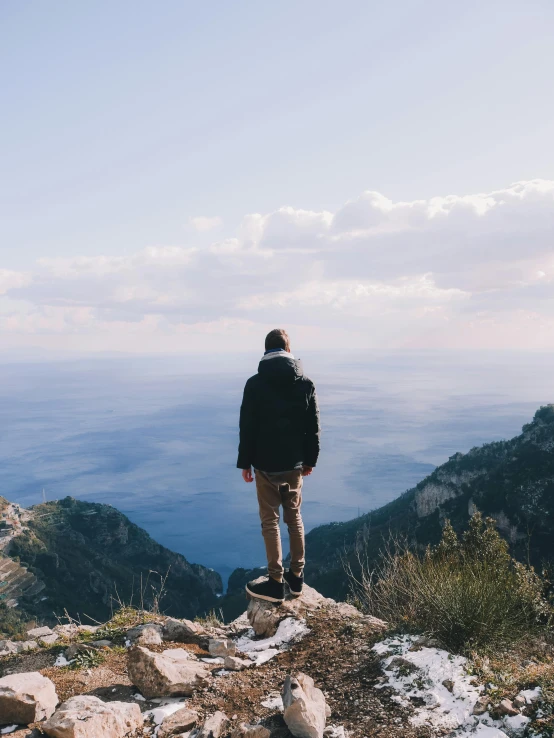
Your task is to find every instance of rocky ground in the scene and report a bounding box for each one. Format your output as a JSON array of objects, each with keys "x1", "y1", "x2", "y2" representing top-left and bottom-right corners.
[{"x1": 1, "y1": 584, "x2": 552, "y2": 738}]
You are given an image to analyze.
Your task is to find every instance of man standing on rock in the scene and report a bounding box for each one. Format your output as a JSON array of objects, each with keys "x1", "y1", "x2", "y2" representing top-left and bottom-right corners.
[{"x1": 238, "y1": 328, "x2": 320, "y2": 603}]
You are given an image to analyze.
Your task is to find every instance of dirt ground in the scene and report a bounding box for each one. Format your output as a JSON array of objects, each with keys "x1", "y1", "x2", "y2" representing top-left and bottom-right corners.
[{"x1": 1, "y1": 606, "x2": 438, "y2": 738}]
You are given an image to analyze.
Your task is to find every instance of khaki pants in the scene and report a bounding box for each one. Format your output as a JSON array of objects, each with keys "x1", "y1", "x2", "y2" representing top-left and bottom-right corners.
[{"x1": 255, "y1": 469, "x2": 305, "y2": 582}]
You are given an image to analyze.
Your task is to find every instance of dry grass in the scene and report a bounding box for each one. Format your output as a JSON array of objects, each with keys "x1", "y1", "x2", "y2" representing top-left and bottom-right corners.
[{"x1": 468, "y1": 635, "x2": 554, "y2": 734}]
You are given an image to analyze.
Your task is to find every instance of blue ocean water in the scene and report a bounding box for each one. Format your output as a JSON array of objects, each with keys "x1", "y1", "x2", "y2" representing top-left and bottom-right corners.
[{"x1": 0, "y1": 350, "x2": 551, "y2": 585}]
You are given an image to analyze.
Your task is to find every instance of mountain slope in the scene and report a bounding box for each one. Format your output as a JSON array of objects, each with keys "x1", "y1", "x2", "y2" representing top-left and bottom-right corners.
[
  {"x1": 3, "y1": 496, "x2": 222, "y2": 624},
  {"x1": 303, "y1": 404, "x2": 554, "y2": 599}
]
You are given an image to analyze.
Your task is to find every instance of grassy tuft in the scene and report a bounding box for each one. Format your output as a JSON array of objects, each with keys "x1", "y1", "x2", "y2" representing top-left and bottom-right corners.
[{"x1": 348, "y1": 512, "x2": 553, "y2": 654}]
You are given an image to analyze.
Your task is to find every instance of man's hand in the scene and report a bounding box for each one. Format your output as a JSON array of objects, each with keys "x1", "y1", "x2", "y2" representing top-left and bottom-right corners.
[
  {"x1": 302, "y1": 466, "x2": 313, "y2": 476},
  {"x1": 242, "y1": 468, "x2": 254, "y2": 483}
]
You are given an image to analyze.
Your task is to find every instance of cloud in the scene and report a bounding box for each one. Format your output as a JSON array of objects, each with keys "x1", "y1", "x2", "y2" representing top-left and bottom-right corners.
[
  {"x1": 189, "y1": 216, "x2": 223, "y2": 232},
  {"x1": 2, "y1": 179, "x2": 554, "y2": 351}
]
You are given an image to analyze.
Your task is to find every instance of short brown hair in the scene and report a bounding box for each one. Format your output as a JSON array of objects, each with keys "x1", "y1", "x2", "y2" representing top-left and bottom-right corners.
[{"x1": 265, "y1": 328, "x2": 290, "y2": 352}]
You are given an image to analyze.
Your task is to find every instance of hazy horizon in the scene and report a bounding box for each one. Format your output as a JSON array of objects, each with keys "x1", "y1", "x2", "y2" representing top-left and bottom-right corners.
[{"x1": 1, "y1": 349, "x2": 551, "y2": 586}]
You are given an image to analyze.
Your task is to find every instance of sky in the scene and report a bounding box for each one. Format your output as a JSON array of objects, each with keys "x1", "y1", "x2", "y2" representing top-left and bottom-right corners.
[{"x1": 1, "y1": 0, "x2": 554, "y2": 353}]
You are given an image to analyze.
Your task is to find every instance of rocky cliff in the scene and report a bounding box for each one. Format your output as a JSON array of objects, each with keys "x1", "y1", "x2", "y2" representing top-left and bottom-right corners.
[
  {"x1": 299, "y1": 405, "x2": 554, "y2": 600},
  {"x1": 2, "y1": 496, "x2": 222, "y2": 625}
]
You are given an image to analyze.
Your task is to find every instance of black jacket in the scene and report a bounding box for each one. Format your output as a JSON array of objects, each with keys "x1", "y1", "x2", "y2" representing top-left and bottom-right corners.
[{"x1": 237, "y1": 354, "x2": 320, "y2": 473}]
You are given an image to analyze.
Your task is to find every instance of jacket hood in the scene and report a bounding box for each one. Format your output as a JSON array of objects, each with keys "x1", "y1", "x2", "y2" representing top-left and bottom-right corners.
[{"x1": 257, "y1": 355, "x2": 303, "y2": 385}]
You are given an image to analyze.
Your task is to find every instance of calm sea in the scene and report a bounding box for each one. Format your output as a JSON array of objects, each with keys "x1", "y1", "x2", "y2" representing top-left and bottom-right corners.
[{"x1": 0, "y1": 350, "x2": 551, "y2": 585}]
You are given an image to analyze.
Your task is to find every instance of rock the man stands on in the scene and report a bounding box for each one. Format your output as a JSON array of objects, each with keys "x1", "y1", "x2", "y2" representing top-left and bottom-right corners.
[{"x1": 237, "y1": 328, "x2": 320, "y2": 603}]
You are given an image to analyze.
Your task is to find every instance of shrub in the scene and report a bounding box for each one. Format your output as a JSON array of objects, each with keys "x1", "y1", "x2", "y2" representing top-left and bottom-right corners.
[{"x1": 348, "y1": 512, "x2": 553, "y2": 653}]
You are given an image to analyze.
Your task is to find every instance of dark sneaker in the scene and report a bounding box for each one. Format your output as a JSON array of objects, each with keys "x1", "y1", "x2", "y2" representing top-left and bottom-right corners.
[
  {"x1": 284, "y1": 569, "x2": 304, "y2": 597},
  {"x1": 246, "y1": 577, "x2": 285, "y2": 603}
]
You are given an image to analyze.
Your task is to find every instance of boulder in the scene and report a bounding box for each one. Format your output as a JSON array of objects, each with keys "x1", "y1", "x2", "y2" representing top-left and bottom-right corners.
[
  {"x1": 231, "y1": 724, "x2": 270, "y2": 738},
  {"x1": 42, "y1": 634, "x2": 60, "y2": 646},
  {"x1": 247, "y1": 582, "x2": 332, "y2": 637},
  {"x1": 282, "y1": 673, "x2": 327, "y2": 738},
  {"x1": 197, "y1": 711, "x2": 228, "y2": 738},
  {"x1": 0, "y1": 640, "x2": 38, "y2": 657},
  {"x1": 208, "y1": 638, "x2": 236, "y2": 657},
  {"x1": 158, "y1": 707, "x2": 198, "y2": 738},
  {"x1": 42, "y1": 695, "x2": 142, "y2": 738},
  {"x1": 0, "y1": 672, "x2": 58, "y2": 724},
  {"x1": 127, "y1": 646, "x2": 211, "y2": 699},
  {"x1": 163, "y1": 618, "x2": 206, "y2": 644},
  {"x1": 224, "y1": 655, "x2": 252, "y2": 671},
  {"x1": 126, "y1": 623, "x2": 163, "y2": 646}
]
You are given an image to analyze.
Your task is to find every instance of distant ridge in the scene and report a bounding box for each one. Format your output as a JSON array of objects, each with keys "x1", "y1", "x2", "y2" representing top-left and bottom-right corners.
[{"x1": 3, "y1": 496, "x2": 222, "y2": 624}]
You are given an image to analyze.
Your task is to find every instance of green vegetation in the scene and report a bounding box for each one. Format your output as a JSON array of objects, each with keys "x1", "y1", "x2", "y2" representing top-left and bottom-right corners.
[
  {"x1": 349, "y1": 512, "x2": 553, "y2": 653},
  {"x1": 0, "y1": 602, "x2": 27, "y2": 640},
  {"x1": 9, "y1": 496, "x2": 223, "y2": 624},
  {"x1": 302, "y1": 405, "x2": 554, "y2": 601}
]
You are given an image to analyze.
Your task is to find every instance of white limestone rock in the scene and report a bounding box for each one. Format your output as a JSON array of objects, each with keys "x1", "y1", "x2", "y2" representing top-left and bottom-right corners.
[
  {"x1": 127, "y1": 646, "x2": 211, "y2": 699},
  {"x1": 282, "y1": 673, "x2": 327, "y2": 738},
  {"x1": 126, "y1": 623, "x2": 163, "y2": 646},
  {"x1": 223, "y1": 655, "x2": 252, "y2": 671},
  {"x1": 247, "y1": 582, "x2": 331, "y2": 637},
  {"x1": 27, "y1": 626, "x2": 54, "y2": 639},
  {"x1": 0, "y1": 671, "x2": 58, "y2": 724},
  {"x1": 208, "y1": 639, "x2": 236, "y2": 658},
  {"x1": 158, "y1": 706, "x2": 198, "y2": 738},
  {"x1": 42, "y1": 695, "x2": 143, "y2": 738},
  {"x1": 197, "y1": 711, "x2": 228, "y2": 738},
  {"x1": 163, "y1": 618, "x2": 206, "y2": 644}
]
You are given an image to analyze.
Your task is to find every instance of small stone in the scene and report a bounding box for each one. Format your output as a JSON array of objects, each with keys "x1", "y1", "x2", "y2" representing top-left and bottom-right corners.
[
  {"x1": 323, "y1": 727, "x2": 347, "y2": 738},
  {"x1": 388, "y1": 657, "x2": 418, "y2": 674},
  {"x1": 473, "y1": 695, "x2": 489, "y2": 715},
  {"x1": 208, "y1": 639, "x2": 236, "y2": 657},
  {"x1": 158, "y1": 707, "x2": 199, "y2": 738},
  {"x1": 442, "y1": 679, "x2": 454, "y2": 693},
  {"x1": 224, "y1": 655, "x2": 252, "y2": 671},
  {"x1": 197, "y1": 711, "x2": 229, "y2": 738},
  {"x1": 231, "y1": 723, "x2": 270, "y2": 738},
  {"x1": 27, "y1": 626, "x2": 54, "y2": 639},
  {"x1": 163, "y1": 618, "x2": 206, "y2": 644},
  {"x1": 497, "y1": 698, "x2": 519, "y2": 716},
  {"x1": 126, "y1": 623, "x2": 163, "y2": 646},
  {"x1": 0, "y1": 672, "x2": 58, "y2": 724},
  {"x1": 513, "y1": 694, "x2": 526, "y2": 709}
]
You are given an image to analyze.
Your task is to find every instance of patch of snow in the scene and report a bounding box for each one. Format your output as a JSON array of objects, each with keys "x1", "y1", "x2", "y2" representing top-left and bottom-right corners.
[
  {"x1": 54, "y1": 653, "x2": 72, "y2": 667},
  {"x1": 373, "y1": 635, "x2": 512, "y2": 737},
  {"x1": 134, "y1": 693, "x2": 146, "y2": 701},
  {"x1": 503, "y1": 714, "x2": 530, "y2": 737},
  {"x1": 125, "y1": 638, "x2": 131, "y2": 647},
  {"x1": 235, "y1": 617, "x2": 309, "y2": 665},
  {"x1": 201, "y1": 657, "x2": 224, "y2": 664},
  {"x1": 145, "y1": 698, "x2": 188, "y2": 728},
  {"x1": 261, "y1": 693, "x2": 284, "y2": 711},
  {"x1": 216, "y1": 669, "x2": 231, "y2": 676},
  {"x1": 1, "y1": 727, "x2": 18, "y2": 735},
  {"x1": 517, "y1": 687, "x2": 542, "y2": 704},
  {"x1": 252, "y1": 648, "x2": 280, "y2": 665}
]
